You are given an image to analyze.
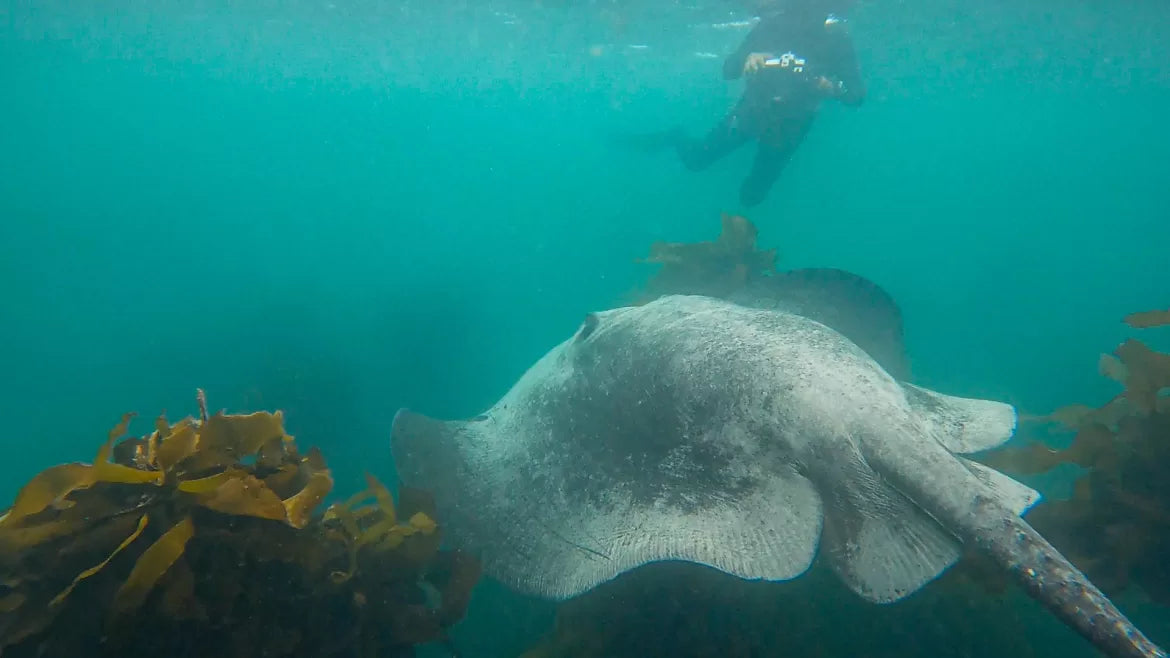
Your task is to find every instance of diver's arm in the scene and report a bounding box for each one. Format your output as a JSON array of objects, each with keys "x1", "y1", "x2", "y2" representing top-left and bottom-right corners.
[
  {"x1": 723, "y1": 31, "x2": 756, "y2": 79},
  {"x1": 723, "y1": 17, "x2": 778, "y2": 80},
  {"x1": 827, "y1": 32, "x2": 866, "y2": 106}
]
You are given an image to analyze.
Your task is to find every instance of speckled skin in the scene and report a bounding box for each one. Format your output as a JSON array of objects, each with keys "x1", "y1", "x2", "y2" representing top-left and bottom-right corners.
[{"x1": 981, "y1": 504, "x2": 1165, "y2": 658}]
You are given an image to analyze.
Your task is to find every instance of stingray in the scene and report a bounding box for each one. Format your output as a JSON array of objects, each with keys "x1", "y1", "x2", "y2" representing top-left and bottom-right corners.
[
  {"x1": 727, "y1": 267, "x2": 910, "y2": 380},
  {"x1": 391, "y1": 294, "x2": 1165, "y2": 658}
]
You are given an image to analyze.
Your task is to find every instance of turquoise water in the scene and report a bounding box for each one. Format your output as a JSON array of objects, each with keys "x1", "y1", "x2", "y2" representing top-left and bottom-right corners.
[{"x1": 2, "y1": 0, "x2": 1168, "y2": 655}]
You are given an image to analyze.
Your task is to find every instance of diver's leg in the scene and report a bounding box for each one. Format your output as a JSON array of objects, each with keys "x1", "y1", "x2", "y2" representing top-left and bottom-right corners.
[
  {"x1": 740, "y1": 114, "x2": 814, "y2": 207},
  {"x1": 676, "y1": 112, "x2": 751, "y2": 171}
]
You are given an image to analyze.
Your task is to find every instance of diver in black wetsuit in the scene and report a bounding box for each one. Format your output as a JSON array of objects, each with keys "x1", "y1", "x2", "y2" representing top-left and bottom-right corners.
[{"x1": 627, "y1": 1, "x2": 865, "y2": 207}]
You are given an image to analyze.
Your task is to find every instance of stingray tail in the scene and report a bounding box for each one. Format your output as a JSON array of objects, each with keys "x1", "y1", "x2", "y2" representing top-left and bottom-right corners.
[
  {"x1": 974, "y1": 510, "x2": 1166, "y2": 658},
  {"x1": 885, "y1": 385, "x2": 1166, "y2": 657}
]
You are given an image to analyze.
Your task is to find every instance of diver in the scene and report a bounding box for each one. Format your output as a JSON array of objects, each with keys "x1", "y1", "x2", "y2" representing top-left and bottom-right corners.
[{"x1": 623, "y1": 1, "x2": 866, "y2": 208}]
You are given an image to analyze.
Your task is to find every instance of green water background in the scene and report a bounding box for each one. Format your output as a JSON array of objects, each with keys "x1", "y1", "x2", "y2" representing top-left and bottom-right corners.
[{"x1": 1, "y1": 0, "x2": 1168, "y2": 654}]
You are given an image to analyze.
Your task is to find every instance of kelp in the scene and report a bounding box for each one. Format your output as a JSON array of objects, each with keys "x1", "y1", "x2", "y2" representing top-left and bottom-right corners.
[
  {"x1": 0, "y1": 390, "x2": 479, "y2": 657},
  {"x1": 110, "y1": 515, "x2": 195, "y2": 616},
  {"x1": 1115, "y1": 339, "x2": 1170, "y2": 413},
  {"x1": 634, "y1": 213, "x2": 778, "y2": 302},
  {"x1": 1125, "y1": 309, "x2": 1170, "y2": 329},
  {"x1": 979, "y1": 309, "x2": 1170, "y2": 604}
]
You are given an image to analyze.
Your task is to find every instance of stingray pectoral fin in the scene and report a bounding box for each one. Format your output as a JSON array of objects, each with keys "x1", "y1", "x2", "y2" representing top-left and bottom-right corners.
[
  {"x1": 961, "y1": 458, "x2": 1042, "y2": 515},
  {"x1": 504, "y1": 466, "x2": 826, "y2": 600},
  {"x1": 903, "y1": 383, "x2": 1019, "y2": 454},
  {"x1": 682, "y1": 467, "x2": 825, "y2": 582},
  {"x1": 822, "y1": 459, "x2": 962, "y2": 603},
  {"x1": 822, "y1": 453, "x2": 1043, "y2": 604},
  {"x1": 391, "y1": 408, "x2": 476, "y2": 492},
  {"x1": 392, "y1": 406, "x2": 825, "y2": 600}
]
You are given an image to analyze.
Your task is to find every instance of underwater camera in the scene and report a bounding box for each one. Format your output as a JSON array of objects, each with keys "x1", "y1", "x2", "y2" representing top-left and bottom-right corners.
[{"x1": 763, "y1": 52, "x2": 806, "y2": 72}]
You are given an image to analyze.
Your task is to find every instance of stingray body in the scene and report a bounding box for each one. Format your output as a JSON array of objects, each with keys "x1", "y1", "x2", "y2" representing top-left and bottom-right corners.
[
  {"x1": 392, "y1": 295, "x2": 1165, "y2": 658},
  {"x1": 727, "y1": 267, "x2": 909, "y2": 380}
]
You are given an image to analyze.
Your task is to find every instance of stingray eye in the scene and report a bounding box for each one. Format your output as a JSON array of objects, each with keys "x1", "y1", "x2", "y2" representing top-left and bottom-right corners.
[{"x1": 576, "y1": 312, "x2": 600, "y2": 342}]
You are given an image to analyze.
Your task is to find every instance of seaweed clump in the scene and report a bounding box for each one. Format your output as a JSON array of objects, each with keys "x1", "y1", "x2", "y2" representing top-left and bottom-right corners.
[
  {"x1": 980, "y1": 310, "x2": 1170, "y2": 603},
  {"x1": 0, "y1": 390, "x2": 479, "y2": 657},
  {"x1": 635, "y1": 213, "x2": 778, "y2": 301}
]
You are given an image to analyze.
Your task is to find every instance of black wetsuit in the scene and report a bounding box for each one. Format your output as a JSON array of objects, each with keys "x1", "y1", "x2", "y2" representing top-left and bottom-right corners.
[{"x1": 677, "y1": 10, "x2": 865, "y2": 207}]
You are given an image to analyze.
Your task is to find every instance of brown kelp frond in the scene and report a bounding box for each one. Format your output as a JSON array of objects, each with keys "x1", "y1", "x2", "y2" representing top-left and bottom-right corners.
[
  {"x1": 1114, "y1": 339, "x2": 1170, "y2": 413},
  {"x1": 978, "y1": 313, "x2": 1170, "y2": 605},
  {"x1": 48, "y1": 514, "x2": 149, "y2": 608},
  {"x1": 322, "y1": 475, "x2": 441, "y2": 584},
  {"x1": 1124, "y1": 308, "x2": 1170, "y2": 329},
  {"x1": 634, "y1": 213, "x2": 779, "y2": 302},
  {"x1": 980, "y1": 422, "x2": 1118, "y2": 475},
  {"x1": 0, "y1": 414, "x2": 163, "y2": 530},
  {"x1": 0, "y1": 391, "x2": 480, "y2": 657},
  {"x1": 282, "y1": 447, "x2": 334, "y2": 529}
]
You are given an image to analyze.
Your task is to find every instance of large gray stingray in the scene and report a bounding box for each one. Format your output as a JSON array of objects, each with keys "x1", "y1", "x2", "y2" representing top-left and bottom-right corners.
[{"x1": 392, "y1": 294, "x2": 1165, "y2": 658}]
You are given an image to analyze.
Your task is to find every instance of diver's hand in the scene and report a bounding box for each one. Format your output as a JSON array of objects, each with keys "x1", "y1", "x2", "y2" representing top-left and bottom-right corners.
[
  {"x1": 814, "y1": 76, "x2": 843, "y2": 97},
  {"x1": 743, "y1": 52, "x2": 774, "y2": 75}
]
